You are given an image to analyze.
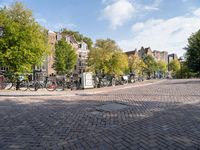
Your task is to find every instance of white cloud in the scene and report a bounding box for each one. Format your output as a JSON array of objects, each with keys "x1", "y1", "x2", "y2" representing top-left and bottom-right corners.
[
  {"x1": 101, "y1": 0, "x2": 135, "y2": 29},
  {"x1": 193, "y1": 8, "x2": 200, "y2": 16},
  {"x1": 118, "y1": 8, "x2": 200, "y2": 57},
  {"x1": 101, "y1": 0, "x2": 118, "y2": 4},
  {"x1": 142, "y1": 0, "x2": 162, "y2": 11},
  {"x1": 132, "y1": 19, "x2": 163, "y2": 32},
  {"x1": 143, "y1": 6, "x2": 159, "y2": 11},
  {"x1": 131, "y1": 23, "x2": 145, "y2": 32},
  {"x1": 100, "y1": 0, "x2": 163, "y2": 29}
]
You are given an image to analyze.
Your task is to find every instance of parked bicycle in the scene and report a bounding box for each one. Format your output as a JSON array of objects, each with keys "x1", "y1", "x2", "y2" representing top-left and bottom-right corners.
[
  {"x1": 93, "y1": 74, "x2": 116, "y2": 88},
  {"x1": 29, "y1": 76, "x2": 57, "y2": 91},
  {"x1": 55, "y1": 76, "x2": 70, "y2": 91},
  {"x1": 0, "y1": 73, "x2": 29, "y2": 91},
  {"x1": 0, "y1": 75, "x2": 11, "y2": 90},
  {"x1": 115, "y1": 75, "x2": 128, "y2": 85}
]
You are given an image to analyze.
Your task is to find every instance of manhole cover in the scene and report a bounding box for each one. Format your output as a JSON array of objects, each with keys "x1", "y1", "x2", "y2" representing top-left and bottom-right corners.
[{"x1": 97, "y1": 103, "x2": 128, "y2": 112}]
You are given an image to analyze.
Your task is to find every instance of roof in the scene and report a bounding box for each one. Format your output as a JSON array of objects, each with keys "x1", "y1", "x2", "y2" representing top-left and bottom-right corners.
[
  {"x1": 66, "y1": 34, "x2": 78, "y2": 44},
  {"x1": 48, "y1": 30, "x2": 56, "y2": 34},
  {"x1": 125, "y1": 50, "x2": 137, "y2": 55}
]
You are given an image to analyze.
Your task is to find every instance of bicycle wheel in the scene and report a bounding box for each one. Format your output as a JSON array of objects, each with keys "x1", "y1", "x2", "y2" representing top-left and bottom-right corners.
[
  {"x1": 3, "y1": 78, "x2": 13, "y2": 90},
  {"x1": 123, "y1": 80, "x2": 128, "y2": 85},
  {"x1": 19, "y1": 80, "x2": 29, "y2": 91},
  {"x1": 111, "y1": 78, "x2": 116, "y2": 86},
  {"x1": 56, "y1": 80, "x2": 64, "y2": 91},
  {"x1": 29, "y1": 81, "x2": 37, "y2": 91},
  {"x1": 103, "y1": 80, "x2": 109, "y2": 87},
  {"x1": 46, "y1": 80, "x2": 56, "y2": 91}
]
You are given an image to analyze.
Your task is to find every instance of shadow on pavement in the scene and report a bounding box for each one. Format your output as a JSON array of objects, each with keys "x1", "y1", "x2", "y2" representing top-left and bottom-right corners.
[{"x1": 0, "y1": 96, "x2": 200, "y2": 149}]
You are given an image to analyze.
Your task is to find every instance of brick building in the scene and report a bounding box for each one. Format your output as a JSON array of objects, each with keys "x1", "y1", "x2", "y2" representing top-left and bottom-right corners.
[
  {"x1": 0, "y1": 30, "x2": 89, "y2": 77},
  {"x1": 153, "y1": 50, "x2": 168, "y2": 63},
  {"x1": 125, "y1": 49, "x2": 138, "y2": 58},
  {"x1": 126, "y1": 47, "x2": 168, "y2": 64},
  {"x1": 43, "y1": 31, "x2": 89, "y2": 76},
  {"x1": 138, "y1": 47, "x2": 153, "y2": 58},
  {"x1": 46, "y1": 31, "x2": 57, "y2": 76}
]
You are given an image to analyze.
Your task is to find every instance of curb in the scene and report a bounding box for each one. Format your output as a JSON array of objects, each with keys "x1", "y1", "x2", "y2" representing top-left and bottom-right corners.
[{"x1": 0, "y1": 80, "x2": 164, "y2": 97}]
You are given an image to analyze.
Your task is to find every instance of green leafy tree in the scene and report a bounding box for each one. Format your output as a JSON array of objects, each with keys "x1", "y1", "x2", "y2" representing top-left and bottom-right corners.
[
  {"x1": 185, "y1": 29, "x2": 200, "y2": 75},
  {"x1": 128, "y1": 55, "x2": 146, "y2": 76},
  {"x1": 106, "y1": 51, "x2": 129, "y2": 75},
  {"x1": 143, "y1": 55, "x2": 157, "y2": 78},
  {"x1": 169, "y1": 59, "x2": 180, "y2": 72},
  {"x1": 157, "y1": 61, "x2": 167, "y2": 76},
  {"x1": 168, "y1": 59, "x2": 180, "y2": 78},
  {"x1": 53, "y1": 39, "x2": 77, "y2": 75},
  {"x1": 0, "y1": 2, "x2": 50, "y2": 73},
  {"x1": 88, "y1": 39, "x2": 128, "y2": 76}
]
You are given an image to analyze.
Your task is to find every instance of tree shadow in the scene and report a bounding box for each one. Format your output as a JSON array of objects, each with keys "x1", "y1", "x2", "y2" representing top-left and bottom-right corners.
[{"x1": 0, "y1": 97, "x2": 200, "y2": 149}]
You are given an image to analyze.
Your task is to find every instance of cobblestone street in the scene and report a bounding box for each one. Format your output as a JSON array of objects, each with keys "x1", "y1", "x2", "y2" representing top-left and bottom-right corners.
[{"x1": 0, "y1": 79, "x2": 200, "y2": 150}]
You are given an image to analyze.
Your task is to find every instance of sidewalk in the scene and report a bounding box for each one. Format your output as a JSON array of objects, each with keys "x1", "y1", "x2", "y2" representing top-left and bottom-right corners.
[{"x1": 0, "y1": 79, "x2": 164, "y2": 97}]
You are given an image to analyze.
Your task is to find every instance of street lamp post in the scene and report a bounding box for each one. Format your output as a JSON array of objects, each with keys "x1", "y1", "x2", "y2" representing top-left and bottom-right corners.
[
  {"x1": 0, "y1": 27, "x2": 4, "y2": 37},
  {"x1": 178, "y1": 57, "x2": 183, "y2": 79}
]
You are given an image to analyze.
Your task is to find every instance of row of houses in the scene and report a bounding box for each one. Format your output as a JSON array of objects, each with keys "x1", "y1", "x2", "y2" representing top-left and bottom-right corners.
[
  {"x1": 36, "y1": 30, "x2": 89, "y2": 77},
  {"x1": 36, "y1": 32, "x2": 178, "y2": 77},
  {"x1": 0, "y1": 30, "x2": 90, "y2": 77},
  {"x1": 125, "y1": 46, "x2": 177, "y2": 66},
  {"x1": 0, "y1": 30, "x2": 178, "y2": 76}
]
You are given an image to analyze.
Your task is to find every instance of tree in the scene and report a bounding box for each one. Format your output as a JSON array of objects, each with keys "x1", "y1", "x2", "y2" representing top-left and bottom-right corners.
[
  {"x1": 185, "y1": 29, "x2": 200, "y2": 75},
  {"x1": 53, "y1": 39, "x2": 77, "y2": 75},
  {"x1": 143, "y1": 55, "x2": 157, "y2": 78},
  {"x1": 128, "y1": 55, "x2": 146, "y2": 76},
  {"x1": 157, "y1": 61, "x2": 167, "y2": 77},
  {"x1": 106, "y1": 51, "x2": 129, "y2": 75},
  {"x1": 88, "y1": 39, "x2": 128, "y2": 76},
  {"x1": 169, "y1": 59, "x2": 180, "y2": 72},
  {"x1": 0, "y1": 2, "x2": 50, "y2": 73},
  {"x1": 168, "y1": 59, "x2": 180, "y2": 78}
]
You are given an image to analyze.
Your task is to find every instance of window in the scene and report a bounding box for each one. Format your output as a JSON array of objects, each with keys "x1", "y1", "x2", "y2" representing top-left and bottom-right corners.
[
  {"x1": 56, "y1": 34, "x2": 62, "y2": 41},
  {"x1": 0, "y1": 67, "x2": 8, "y2": 71}
]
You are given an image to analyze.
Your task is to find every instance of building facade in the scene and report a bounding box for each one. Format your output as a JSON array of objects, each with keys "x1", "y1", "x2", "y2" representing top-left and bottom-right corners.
[
  {"x1": 125, "y1": 49, "x2": 138, "y2": 58},
  {"x1": 46, "y1": 31, "x2": 57, "y2": 76},
  {"x1": 0, "y1": 30, "x2": 89, "y2": 77},
  {"x1": 77, "y1": 41, "x2": 89, "y2": 74},
  {"x1": 153, "y1": 50, "x2": 168, "y2": 63},
  {"x1": 138, "y1": 47, "x2": 153, "y2": 58},
  {"x1": 43, "y1": 31, "x2": 89, "y2": 76},
  {"x1": 126, "y1": 47, "x2": 168, "y2": 64}
]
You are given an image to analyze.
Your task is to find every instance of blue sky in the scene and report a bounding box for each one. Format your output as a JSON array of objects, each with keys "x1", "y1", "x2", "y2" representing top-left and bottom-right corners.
[{"x1": 1, "y1": 0, "x2": 200, "y2": 56}]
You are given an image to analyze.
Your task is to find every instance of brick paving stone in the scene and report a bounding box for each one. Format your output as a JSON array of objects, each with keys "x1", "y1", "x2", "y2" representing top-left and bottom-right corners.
[{"x1": 0, "y1": 79, "x2": 200, "y2": 149}]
